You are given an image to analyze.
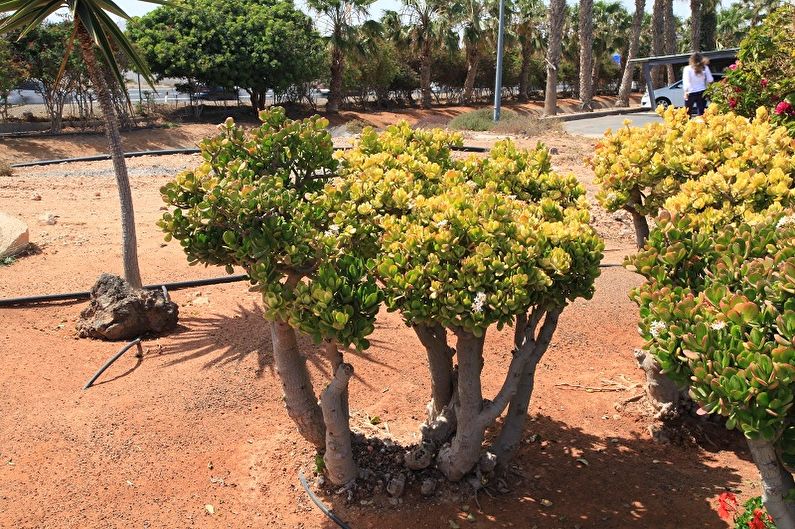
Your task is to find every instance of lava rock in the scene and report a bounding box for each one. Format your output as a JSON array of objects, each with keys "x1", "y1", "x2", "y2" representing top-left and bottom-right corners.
[
  {"x1": 386, "y1": 473, "x2": 406, "y2": 498},
  {"x1": 76, "y1": 273, "x2": 179, "y2": 340},
  {"x1": 405, "y1": 442, "x2": 434, "y2": 470},
  {"x1": 420, "y1": 478, "x2": 436, "y2": 496}
]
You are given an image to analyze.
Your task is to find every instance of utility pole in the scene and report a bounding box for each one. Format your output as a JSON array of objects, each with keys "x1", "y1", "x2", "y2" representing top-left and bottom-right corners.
[
  {"x1": 137, "y1": 73, "x2": 142, "y2": 105},
  {"x1": 493, "y1": 0, "x2": 506, "y2": 122}
]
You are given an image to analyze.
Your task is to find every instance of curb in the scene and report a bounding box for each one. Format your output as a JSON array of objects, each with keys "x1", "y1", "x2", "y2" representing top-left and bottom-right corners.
[{"x1": 542, "y1": 106, "x2": 648, "y2": 122}]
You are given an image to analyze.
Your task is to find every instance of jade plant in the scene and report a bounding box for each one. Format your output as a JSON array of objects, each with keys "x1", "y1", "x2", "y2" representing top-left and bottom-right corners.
[
  {"x1": 628, "y1": 212, "x2": 795, "y2": 528},
  {"x1": 159, "y1": 108, "x2": 382, "y2": 485},
  {"x1": 591, "y1": 106, "x2": 795, "y2": 248}
]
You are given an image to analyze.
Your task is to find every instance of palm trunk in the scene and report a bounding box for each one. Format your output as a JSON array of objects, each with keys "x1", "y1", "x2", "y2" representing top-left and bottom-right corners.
[
  {"x1": 690, "y1": 0, "x2": 702, "y2": 51},
  {"x1": 664, "y1": 0, "x2": 676, "y2": 83},
  {"x1": 616, "y1": 0, "x2": 645, "y2": 106},
  {"x1": 651, "y1": 0, "x2": 666, "y2": 87},
  {"x1": 420, "y1": 40, "x2": 433, "y2": 109},
  {"x1": 543, "y1": 0, "x2": 566, "y2": 116},
  {"x1": 75, "y1": 22, "x2": 142, "y2": 288},
  {"x1": 327, "y1": 45, "x2": 344, "y2": 114},
  {"x1": 518, "y1": 41, "x2": 531, "y2": 102},
  {"x1": 578, "y1": 0, "x2": 594, "y2": 111},
  {"x1": 462, "y1": 46, "x2": 481, "y2": 103}
]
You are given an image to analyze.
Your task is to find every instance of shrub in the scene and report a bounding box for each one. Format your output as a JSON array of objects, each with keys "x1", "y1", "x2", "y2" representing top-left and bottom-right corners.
[
  {"x1": 628, "y1": 212, "x2": 795, "y2": 527},
  {"x1": 591, "y1": 106, "x2": 795, "y2": 247},
  {"x1": 448, "y1": 107, "x2": 558, "y2": 137},
  {"x1": 449, "y1": 107, "x2": 516, "y2": 131},
  {"x1": 0, "y1": 159, "x2": 11, "y2": 176},
  {"x1": 707, "y1": 5, "x2": 795, "y2": 135}
]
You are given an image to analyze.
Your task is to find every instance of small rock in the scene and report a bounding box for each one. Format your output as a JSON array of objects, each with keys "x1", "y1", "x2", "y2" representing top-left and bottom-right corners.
[
  {"x1": 549, "y1": 147, "x2": 559, "y2": 155},
  {"x1": 205, "y1": 504, "x2": 215, "y2": 515},
  {"x1": 540, "y1": 441, "x2": 550, "y2": 449},
  {"x1": 388, "y1": 497, "x2": 399, "y2": 506},
  {"x1": 540, "y1": 499, "x2": 553, "y2": 507},
  {"x1": 386, "y1": 473, "x2": 406, "y2": 498},
  {"x1": 405, "y1": 442, "x2": 434, "y2": 470},
  {"x1": 208, "y1": 462, "x2": 213, "y2": 470},
  {"x1": 449, "y1": 521, "x2": 460, "y2": 529},
  {"x1": 30, "y1": 193, "x2": 41, "y2": 201},
  {"x1": 0, "y1": 211, "x2": 29, "y2": 259},
  {"x1": 479, "y1": 451, "x2": 497, "y2": 473},
  {"x1": 420, "y1": 478, "x2": 436, "y2": 496},
  {"x1": 94, "y1": 192, "x2": 101, "y2": 197},
  {"x1": 192, "y1": 295, "x2": 210, "y2": 306},
  {"x1": 38, "y1": 212, "x2": 57, "y2": 225},
  {"x1": 466, "y1": 513, "x2": 476, "y2": 523}
]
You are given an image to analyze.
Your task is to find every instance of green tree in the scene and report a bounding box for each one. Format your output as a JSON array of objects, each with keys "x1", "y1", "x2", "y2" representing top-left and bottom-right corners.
[
  {"x1": 1, "y1": 0, "x2": 166, "y2": 289},
  {"x1": 401, "y1": 0, "x2": 454, "y2": 108},
  {"x1": 128, "y1": 0, "x2": 324, "y2": 113},
  {"x1": 0, "y1": 36, "x2": 26, "y2": 121},
  {"x1": 307, "y1": 0, "x2": 375, "y2": 113},
  {"x1": 543, "y1": 0, "x2": 566, "y2": 114},
  {"x1": 616, "y1": 0, "x2": 645, "y2": 107}
]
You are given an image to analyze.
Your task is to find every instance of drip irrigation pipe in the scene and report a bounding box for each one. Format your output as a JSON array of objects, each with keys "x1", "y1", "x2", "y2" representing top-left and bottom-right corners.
[
  {"x1": 299, "y1": 470, "x2": 352, "y2": 529},
  {"x1": 10, "y1": 144, "x2": 488, "y2": 168},
  {"x1": 0, "y1": 274, "x2": 249, "y2": 308},
  {"x1": 83, "y1": 338, "x2": 142, "y2": 390}
]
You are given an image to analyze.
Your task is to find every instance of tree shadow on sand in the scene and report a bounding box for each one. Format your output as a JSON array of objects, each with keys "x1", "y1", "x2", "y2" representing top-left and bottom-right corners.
[{"x1": 315, "y1": 414, "x2": 747, "y2": 529}]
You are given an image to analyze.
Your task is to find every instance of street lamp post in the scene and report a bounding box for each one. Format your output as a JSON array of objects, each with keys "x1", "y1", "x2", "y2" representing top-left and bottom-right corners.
[{"x1": 493, "y1": 0, "x2": 506, "y2": 122}]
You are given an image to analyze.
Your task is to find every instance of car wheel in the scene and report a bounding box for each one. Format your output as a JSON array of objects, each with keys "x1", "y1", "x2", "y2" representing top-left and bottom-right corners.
[{"x1": 655, "y1": 97, "x2": 671, "y2": 108}]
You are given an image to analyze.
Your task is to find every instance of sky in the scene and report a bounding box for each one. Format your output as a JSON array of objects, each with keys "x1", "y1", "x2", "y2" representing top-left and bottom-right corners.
[{"x1": 115, "y1": 0, "x2": 692, "y2": 22}]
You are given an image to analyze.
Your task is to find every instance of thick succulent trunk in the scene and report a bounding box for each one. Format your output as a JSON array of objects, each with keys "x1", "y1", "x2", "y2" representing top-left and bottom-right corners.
[
  {"x1": 436, "y1": 330, "x2": 485, "y2": 481},
  {"x1": 578, "y1": 0, "x2": 594, "y2": 111},
  {"x1": 746, "y1": 438, "x2": 795, "y2": 529},
  {"x1": 271, "y1": 319, "x2": 326, "y2": 450},
  {"x1": 634, "y1": 349, "x2": 682, "y2": 415},
  {"x1": 626, "y1": 187, "x2": 650, "y2": 249},
  {"x1": 664, "y1": 0, "x2": 676, "y2": 84},
  {"x1": 543, "y1": 0, "x2": 566, "y2": 116},
  {"x1": 414, "y1": 323, "x2": 455, "y2": 420},
  {"x1": 420, "y1": 40, "x2": 433, "y2": 109},
  {"x1": 493, "y1": 310, "x2": 560, "y2": 471},
  {"x1": 616, "y1": 0, "x2": 645, "y2": 107},
  {"x1": 462, "y1": 47, "x2": 481, "y2": 103},
  {"x1": 690, "y1": 0, "x2": 702, "y2": 52},
  {"x1": 320, "y1": 363, "x2": 357, "y2": 485},
  {"x1": 327, "y1": 44, "x2": 344, "y2": 114},
  {"x1": 76, "y1": 22, "x2": 142, "y2": 289},
  {"x1": 651, "y1": 0, "x2": 666, "y2": 87}
]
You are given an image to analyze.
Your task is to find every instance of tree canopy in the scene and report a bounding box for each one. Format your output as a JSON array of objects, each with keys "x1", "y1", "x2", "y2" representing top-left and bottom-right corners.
[{"x1": 128, "y1": 0, "x2": 325, "y2": 110}]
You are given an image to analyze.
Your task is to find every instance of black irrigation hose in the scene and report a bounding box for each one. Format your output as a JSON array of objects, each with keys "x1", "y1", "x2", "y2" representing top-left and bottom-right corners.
[
  {"x1": 10, "y1": 145, "x2": 488, "y2": 168},
  {"x1": 299, "y1": 470, "x2": 352, "y2": 529},
  {"x1": 83, "y1": 338, "x2": 143, "y2": 390},
  {"x1": 0, "y1": 274, "x2": 249, "y2": 308}
]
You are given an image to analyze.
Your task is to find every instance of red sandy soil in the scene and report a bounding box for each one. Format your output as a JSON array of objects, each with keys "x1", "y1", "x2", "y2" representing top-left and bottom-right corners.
[{"x1": 0, "y1": 113, "x2": 759, "y2": 529}]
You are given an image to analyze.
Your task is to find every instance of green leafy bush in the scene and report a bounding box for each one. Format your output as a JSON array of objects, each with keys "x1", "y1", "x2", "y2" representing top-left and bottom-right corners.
[{"x1": 707, "y1": 5, "x2": 795, "y2": 135}]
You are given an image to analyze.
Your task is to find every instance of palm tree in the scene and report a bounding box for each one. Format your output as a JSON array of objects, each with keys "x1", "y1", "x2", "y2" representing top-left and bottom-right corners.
[
  {"x1": 578, "y1": 0, "x2": 594, "y2": 110},
  {"x1": 543, "y1": 0, "x2": 566, "y2": 115},
  {"x1": 457, "y1": 0, "x2": 487, "y2": 103},
  {"x1": 0, "y1": 0, "x2": 164, "y2": 289},
  {"x1": 651, "y1": 0, "x2": 666, "y2": 85},
  {"x1": 690, "y1": 0, "x2": 701, "y2": 51},
  {"x1": 402, "y1": 0, "x2": 451, "y2": 108},
  {"x1": 513, "y1": 0, "x2": 545, "y2": 101},
  {"x1": 308, "y1": 0, "x2": 375, "y2": 114},
  {"x1": 715, "y1": 3, "x2": 751, "y2": 48},
  {"x1": 616, "y1": 0, "x2": 645, "y2": 106},
  {"x1": 664, "y1": 0, "x2": 676, "y2": 83}
]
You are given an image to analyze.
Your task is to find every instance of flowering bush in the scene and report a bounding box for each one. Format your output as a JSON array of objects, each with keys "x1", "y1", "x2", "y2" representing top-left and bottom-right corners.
[
  {"x1": 628, "y1": 212, "x2": 795, "y2": 526},
  {"x1": 719, "y1": 493, "x2": 777, "y2": 529},
  {"x1": 707, "y1": 5, "x2": 795, "y2": 135},
  {"x1": 591, "y1": 105, "x2": 795, "y2": 245}
]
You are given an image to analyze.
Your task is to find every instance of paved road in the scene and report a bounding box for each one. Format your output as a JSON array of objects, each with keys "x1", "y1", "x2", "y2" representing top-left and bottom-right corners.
[{"x1": 564, "y1": 111, "x2": 662, "y2": 138}]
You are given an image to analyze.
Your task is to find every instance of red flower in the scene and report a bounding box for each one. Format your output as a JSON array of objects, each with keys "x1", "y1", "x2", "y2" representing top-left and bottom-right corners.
[
  {"x1": 729, "y1": 98, "x2": 738, "y2": 109},
  {"x1": 729, "y1": 63, "x2": 739, "y2": 70},
  {"x1": 748, "y1": 508, "x2": 773, "y2": 529},
  {"x1": 775, "y1": 100, "x2": 793, "y2": 115},
  {"x1": 734, "y1": 86, "x2": 742, "y2": 93},
  {"x1": 761, "y1": 79, "x2": 769, "y2": 87},
  {"x1": 717, "y1": 492, "x2": 738, "y2": 520}
]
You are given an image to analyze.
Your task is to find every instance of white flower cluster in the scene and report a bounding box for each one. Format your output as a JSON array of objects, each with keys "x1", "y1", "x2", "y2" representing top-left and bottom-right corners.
[
  {"x1": 776, "y1": 215, "x2": 795, "y2": 230},
  {"x1": 472, "y1": 292, "x2": 487, "y2": 313},
  {"x1": 710, "y1": 320, "x2": 726, "y2": 331},
  {"x1": 649, "y1": 320, "x2": 666, "y2": 338},
  {"x1": 324, "y1": 224, "x2": 340, "y2": 237}
]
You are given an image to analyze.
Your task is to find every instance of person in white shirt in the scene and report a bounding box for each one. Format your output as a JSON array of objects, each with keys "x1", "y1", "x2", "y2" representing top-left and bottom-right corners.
[{"x1": 682, "y1": 52, "x2": 714, "y2": 116}]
